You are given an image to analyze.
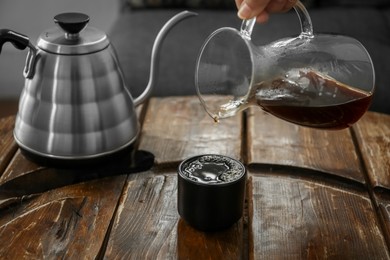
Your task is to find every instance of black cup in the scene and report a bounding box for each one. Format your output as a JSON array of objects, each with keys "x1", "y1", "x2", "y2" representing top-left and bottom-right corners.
[{"x1": 177, "y1": 154, "x2": 246, "y2": 231}]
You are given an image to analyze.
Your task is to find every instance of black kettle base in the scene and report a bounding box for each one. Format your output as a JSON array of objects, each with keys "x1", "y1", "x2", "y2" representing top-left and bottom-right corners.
[
  {"x1": 20, "y1": 145, "x2": 155, "y2": 173},
  {"x1": 2, "y1": 146, "x2": 155, "y2": 196}
]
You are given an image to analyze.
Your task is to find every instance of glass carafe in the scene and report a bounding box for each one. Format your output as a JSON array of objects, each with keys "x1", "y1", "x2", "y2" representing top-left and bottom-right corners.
[{"x1": 195, "y1": 1, "x2": 375, "y2": 130}]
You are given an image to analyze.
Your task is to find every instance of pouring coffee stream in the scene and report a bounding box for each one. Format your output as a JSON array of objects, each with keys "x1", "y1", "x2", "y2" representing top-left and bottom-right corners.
[{"x1": 195, "y1": 0, "x2": 375, "y2": 129}]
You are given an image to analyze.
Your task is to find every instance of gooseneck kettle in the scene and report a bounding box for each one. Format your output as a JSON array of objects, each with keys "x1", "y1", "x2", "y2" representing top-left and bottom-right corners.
[{"x1": 0, "y1": 11, "x2": 196, "y2": 164}]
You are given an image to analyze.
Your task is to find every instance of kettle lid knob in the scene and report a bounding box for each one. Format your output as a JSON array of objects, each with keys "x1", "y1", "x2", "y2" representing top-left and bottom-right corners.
[
  {"x1": 54, "y1": 13, "x2": 90, "y2": 39},
  {"x1": 37, "y1": 12, "x2": 109, "y2": 54}
]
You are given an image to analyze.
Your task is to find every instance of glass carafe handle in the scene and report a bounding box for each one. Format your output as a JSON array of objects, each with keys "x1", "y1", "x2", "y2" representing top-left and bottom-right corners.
[
  {"x1": 240, "y1": 18, "x2": 256, "y2": 40},
  {"x1": 240, "y1": 0, "x2": 313, "y2": 39}
]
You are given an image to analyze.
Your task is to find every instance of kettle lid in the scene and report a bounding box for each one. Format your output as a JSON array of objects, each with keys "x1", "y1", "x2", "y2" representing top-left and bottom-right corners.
[{"x1": 37, "y1": 12, "x2": 109, "y2": 55}]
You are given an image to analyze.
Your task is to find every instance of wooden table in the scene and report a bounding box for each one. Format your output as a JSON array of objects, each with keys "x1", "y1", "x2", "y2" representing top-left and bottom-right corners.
[{"x1": 1, "y1": 96, "x2": 390, "y2": 259}]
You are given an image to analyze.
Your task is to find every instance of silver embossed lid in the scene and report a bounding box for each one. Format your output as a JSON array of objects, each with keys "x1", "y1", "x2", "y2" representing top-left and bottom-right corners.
[
  {"x1": 178, "y1": 154, "x2": 246, "y2": 185},
  {"x1": 37, "y1": 12, "x2": 109, "y2": 55}
]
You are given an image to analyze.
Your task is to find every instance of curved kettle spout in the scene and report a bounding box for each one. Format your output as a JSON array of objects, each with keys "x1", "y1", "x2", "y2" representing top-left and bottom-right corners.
[{"x1": 134, "y1": 11, "x2": 198, "y2": 106}]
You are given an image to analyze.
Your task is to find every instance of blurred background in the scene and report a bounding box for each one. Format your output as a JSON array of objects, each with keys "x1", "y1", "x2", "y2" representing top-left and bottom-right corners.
[{"x1": 0, "y1": 0, "x2": 120, "y2": 116}]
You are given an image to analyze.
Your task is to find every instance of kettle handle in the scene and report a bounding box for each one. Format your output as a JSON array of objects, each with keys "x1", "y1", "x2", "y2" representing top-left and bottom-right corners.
[
  {"x1": 0, "y1": 29, "x2": 38, "y2": 79},
  {"x1": 0, "y1": 29, "x2": 30, "y2": 54},
  {"x1": 133, "y1": 11, "x2": 198, "y2": 106}
]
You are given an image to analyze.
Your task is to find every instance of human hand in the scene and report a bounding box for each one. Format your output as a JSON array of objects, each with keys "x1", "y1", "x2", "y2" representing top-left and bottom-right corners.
[{"x1": 236, "y1": 0, "x2": 298, "y2": 23}]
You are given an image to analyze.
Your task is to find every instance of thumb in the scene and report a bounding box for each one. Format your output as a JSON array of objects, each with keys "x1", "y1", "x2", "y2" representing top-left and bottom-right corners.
[{"x1": 237, "y1": 0, "x2": 271, "y2": 20}]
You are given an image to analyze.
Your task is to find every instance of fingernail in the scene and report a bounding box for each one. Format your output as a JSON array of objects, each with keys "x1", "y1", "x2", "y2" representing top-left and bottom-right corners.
[{"x1": 238, "y1": 2, "x2": 252, "y2": 19}]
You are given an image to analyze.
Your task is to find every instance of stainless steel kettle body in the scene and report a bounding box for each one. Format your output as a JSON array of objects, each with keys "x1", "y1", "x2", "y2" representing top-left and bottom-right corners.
[
  {"x1": 0, "y1": 11, "x2": 196, "y2": 162},
  {"x1": 15, "y1": 45, "x2": 139, "y2": 159}
]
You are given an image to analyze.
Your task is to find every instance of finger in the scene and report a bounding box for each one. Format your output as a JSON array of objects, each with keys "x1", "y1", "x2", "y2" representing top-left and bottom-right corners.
[
  {"x1": 235, "y1": 0, "x2": 243, "y2": 9},
  {"x1": 238, "y1": 0, "x2": 271, "y2": 20},
  {"x1": 265, "y1": 0, "x2": 287, "y2": 13},
  {"x1": 281, "y1": 0, "x2": 298, "y2": 12},
  {"x1": 256, "y1": 11, "x2": 270, "y2": 23}
]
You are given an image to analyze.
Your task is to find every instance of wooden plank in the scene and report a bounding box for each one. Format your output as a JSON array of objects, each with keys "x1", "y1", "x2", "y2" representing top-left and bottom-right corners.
[
  {"x1": 0, "y1": 116, "x2": 18, "y2": 175},
  {"x1": 177, "y1": 218, "x2": 244, "y2": 260},
  {"x1": 353, "y1": 112, "x2": 390, "y2": 249},
  {"x1": 0, "y1": 175, "x2": 127, "y2": 259},
  {"x1": 247, "y1": 108, "x2": 365, "y2": 184},
  {"x1": 104, "y1": 172, "x2": 178, "y2": 259},
  {"x1": 352, "y1": 112, "x2": 390, "y2": 190},
  {"x1": 104, "y1": 171, "x2": 244, "y2": 259},
  {"x1": 0, "y1": 148, "x2": 154, "y2": 198},
  {"x1": 0, "y1": 150, "x2": 44, "y2": 188},
  {"x1": 248, "y1": 171, "x2": 390, "y2": 259},
  {"x1": 375, "y1": 193, "x2": 390, "y2": 249},
  {"x1": 139, "y1": 96, "x2": 243, "y2": 166}
]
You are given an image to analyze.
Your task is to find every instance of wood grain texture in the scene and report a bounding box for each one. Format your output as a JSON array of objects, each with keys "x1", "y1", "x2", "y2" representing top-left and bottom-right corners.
[
  {"x1": 0, "y1": 148, "x2": 148, "y2": 198},
  {"x1": 139, "y1": 96, "x2": 243, "y2": 166},
  {"x1": 105, "y1": 171, "x2": 244, "y2": 259},
  {"x1": 375, "y1": 192, "x2": 390, "y2": 251},
  {"x1": 177, "y1": 218, "x2": 244, "y2": 260},
  {"x1": 246, "y1": 108, "x2": 365, "y2": 184},
  {"x1": 0, "y1": 116, "x2": 17, "y2": 175},
  {"x1": 354, "y1": 112, "x2": 390, "y2": 251},
  {"x1": 0, "y1": 150, "x2": 45, "y2": 190},
  {"x1": 352, "y1": 112, "x2": 390, "y2": 190},
  {"x1": 105, "y1": 172, "x2": 179, "y2": 259},
  {"x1": 248, "y1": 171, "x2": 389, "y2": 259},
  {"x1": 1, "y1": 97, "x2": 390, "y2": 259},
  {"x1": 0, "y1": 175, "x2": 127, "y2": 259}
]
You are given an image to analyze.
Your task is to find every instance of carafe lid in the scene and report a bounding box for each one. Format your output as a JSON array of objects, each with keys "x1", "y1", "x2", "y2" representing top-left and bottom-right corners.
[{"x1": 37, "y1": 12, "x2": 109, "y2": 55}]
